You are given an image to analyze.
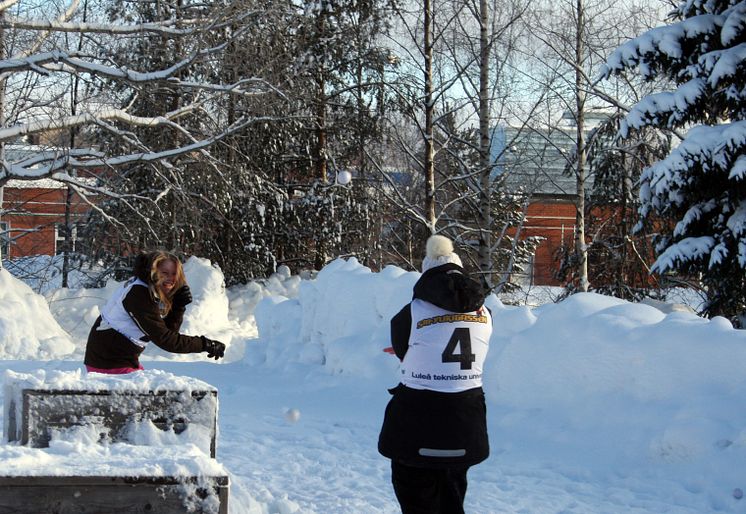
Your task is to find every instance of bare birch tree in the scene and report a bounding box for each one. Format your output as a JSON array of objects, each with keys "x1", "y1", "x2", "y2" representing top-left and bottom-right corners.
[
  {"x1": 524, "y1": 0, "x2": 659, "y2": 293},
  {"x1": 379, "y1": 0, "x2": 543, "y2": 289}
]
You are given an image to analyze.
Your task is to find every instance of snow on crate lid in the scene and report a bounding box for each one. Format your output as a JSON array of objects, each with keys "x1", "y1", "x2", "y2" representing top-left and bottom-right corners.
[
  {"x1": 3, "y1": 369, "x2": 217, "y2": 394},
  {"x1": 0, "y1": 438, "x2": 227, "y2": 478}
]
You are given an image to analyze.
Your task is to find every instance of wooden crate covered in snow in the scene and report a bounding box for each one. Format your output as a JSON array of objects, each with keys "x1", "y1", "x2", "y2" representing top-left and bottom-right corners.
[
  {"x1": 3, "y1": 370, "x2": 218, "y2": 458},
  {"x1": 0, "y1": 370, "x2": 228, "y2": 513}
]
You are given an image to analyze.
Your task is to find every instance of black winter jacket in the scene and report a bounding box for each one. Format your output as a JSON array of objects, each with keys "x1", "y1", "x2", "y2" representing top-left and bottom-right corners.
[
  {"x1": 378, "y1": 263, "x2": 491, "y2": 468},
  {"x1": 84, "y1": 253, "x2": 203, "y2": 370}
]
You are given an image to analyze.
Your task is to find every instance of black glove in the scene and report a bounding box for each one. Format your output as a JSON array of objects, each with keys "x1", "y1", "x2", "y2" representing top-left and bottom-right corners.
[
  {"x1": 201, "y1": 336, "x2": 226, "y2": 360},
  {"x1": 172, "y1": 285, "x2": 193, "y2": 310}
]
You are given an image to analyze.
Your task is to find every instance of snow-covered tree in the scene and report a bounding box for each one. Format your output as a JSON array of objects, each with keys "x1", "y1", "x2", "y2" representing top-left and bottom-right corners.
[
  {"x1": 0, "y1": 0, "x2": 278, "y2": 193},
  {"x1": 583, "y1": 110, "x2": 671, "y2": 300},
  {"x1": 601, "y1": 0, "x2": 746, "y2": 323},
  {"x1": 81, "y1": 0, "x2": 239, "y2": 262}
]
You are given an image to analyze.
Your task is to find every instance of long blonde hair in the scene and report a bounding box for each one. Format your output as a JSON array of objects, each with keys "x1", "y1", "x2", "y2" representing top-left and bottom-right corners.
[{"x1": 148, "y1": 251, "x2": 187, "y2": 315}]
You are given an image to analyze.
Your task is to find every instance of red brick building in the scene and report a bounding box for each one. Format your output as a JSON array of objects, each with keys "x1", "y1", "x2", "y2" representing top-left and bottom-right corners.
[
  {"x1": 521, "y1": 199, "x2": 577, "y2": 285},
  {"x1": 495, "y1": 121, "x2": 585, "y2": 286},
  {"x1": 1, "y1": 178, "x2": 89, "y2": 259}
]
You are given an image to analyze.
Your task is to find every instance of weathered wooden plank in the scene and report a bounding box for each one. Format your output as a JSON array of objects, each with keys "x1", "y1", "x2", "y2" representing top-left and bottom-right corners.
[
  {"x1": 0, "y1": 475, "x2": 229, "y2": 514},
  {"x1": 7, "y1": 389, "x2": 217, "y2": 457}
]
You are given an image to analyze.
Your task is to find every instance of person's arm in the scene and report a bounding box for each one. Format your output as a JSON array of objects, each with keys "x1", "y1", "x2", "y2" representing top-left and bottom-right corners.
[
  {"x1": 163, "y1": 285, "x2": 192, "y2": 331},
  {"x1": 122, "y1": 286, "x2": 204, "y2": 354},
  {"x1": 163, "y1": 308, "x2": 184, "y2": 331},
  {"x1": 390, "y1": 304, "x2": 412, "y2": 361}
]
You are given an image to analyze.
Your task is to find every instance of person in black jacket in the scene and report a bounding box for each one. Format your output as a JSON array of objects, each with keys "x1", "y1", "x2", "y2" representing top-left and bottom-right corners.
[
  {"x1": 379, "y1": 235, "x2": 493, "y2": 514},
  {"x1": 84, "y1": 251, "x2": 226, "y2": 374}
]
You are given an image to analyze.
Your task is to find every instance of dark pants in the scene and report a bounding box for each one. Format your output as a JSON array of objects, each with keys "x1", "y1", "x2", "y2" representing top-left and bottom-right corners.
[{"x1": 391, "y1": 460, "x2": 469, "y2": 514}]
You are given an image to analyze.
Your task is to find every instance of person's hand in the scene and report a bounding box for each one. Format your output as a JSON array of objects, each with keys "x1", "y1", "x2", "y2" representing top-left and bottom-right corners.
[
  {"x1": 201, "y1": 337, "x2": 226, "y2": 360},
  {"x1": 172, "y1": 285, "x2": 193, "y2": 310}
]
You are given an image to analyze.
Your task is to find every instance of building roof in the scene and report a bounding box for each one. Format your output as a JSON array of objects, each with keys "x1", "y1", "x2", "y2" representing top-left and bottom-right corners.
[
  {"x1": 492, "y1": 112, "x2": 608, "y2": 198},
  {"x1": 493, "y1": 125, "x2": 583, "y2": 197}
]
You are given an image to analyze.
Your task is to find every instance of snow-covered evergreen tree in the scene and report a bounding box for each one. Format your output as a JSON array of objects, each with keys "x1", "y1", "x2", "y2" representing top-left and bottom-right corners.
[{"x1": 601, "y1": 0, "x2": 746, "y2": 323}]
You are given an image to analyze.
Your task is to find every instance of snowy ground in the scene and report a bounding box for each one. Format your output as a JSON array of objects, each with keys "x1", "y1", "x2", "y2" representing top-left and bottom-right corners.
[{"x1": 1, "y1": 257, "x2": 745, "y2": 513}]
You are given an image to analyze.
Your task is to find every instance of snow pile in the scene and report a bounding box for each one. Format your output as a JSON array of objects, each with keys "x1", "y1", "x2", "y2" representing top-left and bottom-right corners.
[
  {"x1": 488, "y1": 292, "x2": 746, "y2": 405},
  {"x1": 0, "y1": 269, "x2": 75, "y2": 360},
  {"x1": 250, "y1": 259, "x2": 746, "y2": 410},
  {"x1": 252, "y1": 258, "x2": 418, "y2": 376},
  {"x1": 226, "y1": 265, "x2": 301, "y2": 336},
  {"x1": 180, "y1": 257, "x2": 232, "y2": 338}
]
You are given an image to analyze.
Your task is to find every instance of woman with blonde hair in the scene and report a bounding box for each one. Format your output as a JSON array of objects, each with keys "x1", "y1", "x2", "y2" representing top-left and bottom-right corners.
[{"x1": 84, "y1": 251, "x2": 226, "y2": 374}]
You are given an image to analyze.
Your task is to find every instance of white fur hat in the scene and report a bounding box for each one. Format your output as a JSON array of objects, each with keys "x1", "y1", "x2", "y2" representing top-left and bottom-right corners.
[{"x1": 422, "y1": 234, "x2": 463, "y2": 272}]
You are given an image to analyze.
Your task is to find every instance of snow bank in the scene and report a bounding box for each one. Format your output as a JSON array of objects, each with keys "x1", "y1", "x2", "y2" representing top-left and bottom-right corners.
[
  {"x1": 250, "y1": 257, "x2": 745, "y2": 411},
  {"x1": 180, "y1": 256, "x2": 232, "y2": 337},
  {"x1": 226, "y1": 265, "x2": 301, "y2": 336},
  {"x1": 488, "y1": 292, "x2": 746, "y2": 406},
  {"x1": 0, "y1": 269, "x2": 75, "y2": 360}
]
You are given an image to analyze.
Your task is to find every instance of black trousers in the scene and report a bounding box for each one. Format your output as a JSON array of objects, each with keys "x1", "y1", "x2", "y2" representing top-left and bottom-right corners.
[{"x1": 391, "y1": 460, "x2": 469, "y2": 514}]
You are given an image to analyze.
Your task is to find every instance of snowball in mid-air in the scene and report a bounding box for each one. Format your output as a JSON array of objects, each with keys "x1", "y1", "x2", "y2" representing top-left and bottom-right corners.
[
  {"x1": 284, "y1": 408, "x2": 301, "y2": 423},
  {"x1": 337, "y1": 170, "x2": 352, "y2": 185}
]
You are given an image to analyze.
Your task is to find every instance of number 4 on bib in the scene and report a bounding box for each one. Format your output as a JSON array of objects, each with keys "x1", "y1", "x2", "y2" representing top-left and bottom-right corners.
[{"x1": 441, "y1": 328, "x2": 475, "y2": 370}]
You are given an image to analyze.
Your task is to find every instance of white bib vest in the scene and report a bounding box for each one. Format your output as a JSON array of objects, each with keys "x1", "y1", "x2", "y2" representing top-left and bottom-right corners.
[
  {"x1": 400, "y1": 299, "x2": 492, "y2": 392},
  {"x1": 98, "y1": 278, "x2": 153, "y2": 348}
]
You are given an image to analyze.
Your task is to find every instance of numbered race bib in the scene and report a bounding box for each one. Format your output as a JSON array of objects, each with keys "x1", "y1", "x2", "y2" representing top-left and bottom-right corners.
[{"x1": 400, "y1": 299, "x2": 492, "y2": 392}]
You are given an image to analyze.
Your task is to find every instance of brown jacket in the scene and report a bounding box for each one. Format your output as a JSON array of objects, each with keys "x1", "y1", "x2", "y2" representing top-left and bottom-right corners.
[{"x1": 84, "y1": 280, "x2": 204, "y2": 370}]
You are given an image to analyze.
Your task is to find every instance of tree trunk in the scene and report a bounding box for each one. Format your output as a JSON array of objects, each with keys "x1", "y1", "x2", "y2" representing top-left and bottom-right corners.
[
  {"x1": 315, "y1": 2, "x2": 328, "y2": 183},
  {"x1": 477, "y1": 0, "x2": 492, "y2": 292},
  {"x1": 316, "y1": 80, "x2": 328, "y2": 182},
  {"x1": 0, "y1": 12, "x2": 5, "y2": 265},
  {"x1": 0, "y1": 184, "x2": 4, "y2": 265},
  {"x1": 61, "y1": 185, "x2": 73, "y2": 287},
  {"x1": 424, "y1": 0, "x2": 436, "y2": 231},
  {"x1": 620, "y1": 145, "x2": 629, "y2": 289},
  {"x1": 62, "y1": 0, "x2": 89, "y2": 286},
  {"x1": 574, "y1": 0, "x2": 589, "y2": 292}
]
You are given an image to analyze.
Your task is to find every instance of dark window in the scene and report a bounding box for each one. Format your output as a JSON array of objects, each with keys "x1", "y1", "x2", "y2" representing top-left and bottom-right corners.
[{"x1": 0, "y1": 221, "x2": 9, "y2": 258}]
